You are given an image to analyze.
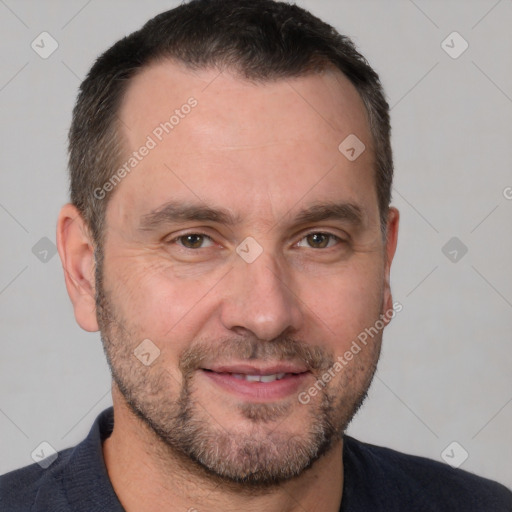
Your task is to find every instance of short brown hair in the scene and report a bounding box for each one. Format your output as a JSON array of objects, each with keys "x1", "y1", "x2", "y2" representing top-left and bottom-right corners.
[{"x1": 68, "y1": 0, "x2": 392, "y2": 248}]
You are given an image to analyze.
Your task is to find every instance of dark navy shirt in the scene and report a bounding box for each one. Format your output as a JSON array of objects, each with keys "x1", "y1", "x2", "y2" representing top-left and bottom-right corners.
[{"x1": 1, "y1": 407, "x2": 511, "y2": 511}]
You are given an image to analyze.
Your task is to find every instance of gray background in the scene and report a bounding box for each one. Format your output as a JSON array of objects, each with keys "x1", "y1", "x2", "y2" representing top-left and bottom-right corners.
[{"x1": 1, "y1": 0, "x2": 511, "y2": 488}]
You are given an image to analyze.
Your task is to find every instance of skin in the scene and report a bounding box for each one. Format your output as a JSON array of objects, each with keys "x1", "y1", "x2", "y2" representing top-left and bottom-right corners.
[{"x1": 57, "y1": 60, "x2": 399, "y2": 512}]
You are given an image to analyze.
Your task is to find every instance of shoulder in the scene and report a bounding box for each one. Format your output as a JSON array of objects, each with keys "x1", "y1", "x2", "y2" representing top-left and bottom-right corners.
[
  {"x1": 342, "y1": 436, "x2": 512, "y2": 511},
  {"x1": 0, "y1": 447, "x2": 74, "y2": 511},
  {"x1": 0, "y1": 408, "x2": 119, "y2": 512}
]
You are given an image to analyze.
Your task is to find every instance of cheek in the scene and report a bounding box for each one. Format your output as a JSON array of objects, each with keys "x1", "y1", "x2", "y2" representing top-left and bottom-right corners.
[
  {"x1": 103, "y1": 253, "x2": 225, "y2": 343},
  {"x1": 300, "y1": 257, "x2": 385, "y2": 346}
]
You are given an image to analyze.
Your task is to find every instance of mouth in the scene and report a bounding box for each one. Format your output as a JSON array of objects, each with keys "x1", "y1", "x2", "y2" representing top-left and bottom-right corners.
[
  {"x1": 230, "y1": 372, "x2": 289, "y2": 382},
  {"x1": 199, "y1": 363, "x2": 311, "y2": 402}
]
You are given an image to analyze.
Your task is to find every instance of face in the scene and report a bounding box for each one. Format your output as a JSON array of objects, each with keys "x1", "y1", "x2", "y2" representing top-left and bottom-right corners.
[{"x1": 94, "y1": 61, "x2": 397, "y2": 486}]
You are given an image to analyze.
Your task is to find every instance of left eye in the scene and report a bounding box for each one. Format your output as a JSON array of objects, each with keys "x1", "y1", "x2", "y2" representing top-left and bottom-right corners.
[
  {"x1": 297, "y1": 233, "x2": 341, "y2": 249},
  {"x1": 174, "y1": 233, "x2": 214, "y2": 249}
]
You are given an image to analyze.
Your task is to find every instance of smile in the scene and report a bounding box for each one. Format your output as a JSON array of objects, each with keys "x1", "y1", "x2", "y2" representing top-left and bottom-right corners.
[
  {"x1": 230, "y1": 372, "x2": 287, "y2": 382},
  {"x1": 200, "y1": 365, "x2": 311, "y2": 401}
]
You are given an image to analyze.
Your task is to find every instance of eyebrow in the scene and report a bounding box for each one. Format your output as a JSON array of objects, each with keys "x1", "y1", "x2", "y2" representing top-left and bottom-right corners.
[
  {"x1": 139, "y1": 201, "x2": 242, "y2": 230},
  {"x1": 138, "y1": 200, "x2": 364, "y2": 231},
  {"x1": 292, "y1": 202, "x2": 364, "y2": 227}
]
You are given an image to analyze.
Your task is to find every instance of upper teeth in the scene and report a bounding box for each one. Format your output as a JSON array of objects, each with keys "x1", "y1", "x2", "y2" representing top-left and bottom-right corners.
[{"x1": 231, "y1": 373, "x2": 287, "y2": 382}]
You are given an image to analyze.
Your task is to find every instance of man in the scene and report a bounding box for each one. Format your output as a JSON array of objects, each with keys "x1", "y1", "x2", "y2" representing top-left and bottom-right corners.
[{"x1": 1, "y1": 0, "x2": 510, "y2": 510}]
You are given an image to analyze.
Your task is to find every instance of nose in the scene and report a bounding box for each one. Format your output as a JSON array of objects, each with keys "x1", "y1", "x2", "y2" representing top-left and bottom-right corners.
[{"x1": 220, "y1": 250, "x2": 303, "y2": 341}]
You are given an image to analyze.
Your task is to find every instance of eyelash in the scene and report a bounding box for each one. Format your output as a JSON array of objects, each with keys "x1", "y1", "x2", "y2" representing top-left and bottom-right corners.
[{"x1": 169, "y1": 232, "x2": 345, "y2": 250}]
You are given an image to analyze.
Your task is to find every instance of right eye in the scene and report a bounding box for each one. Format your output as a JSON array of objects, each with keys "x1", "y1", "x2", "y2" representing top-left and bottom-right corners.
[{"x1": 171, "y1": 233, "x2": 215, "y2": 249}]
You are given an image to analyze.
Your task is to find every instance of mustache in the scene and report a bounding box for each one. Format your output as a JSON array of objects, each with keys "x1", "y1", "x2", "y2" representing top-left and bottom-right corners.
[{"x1": 179, "y1": 336, "x2": 335, "y2": 376}]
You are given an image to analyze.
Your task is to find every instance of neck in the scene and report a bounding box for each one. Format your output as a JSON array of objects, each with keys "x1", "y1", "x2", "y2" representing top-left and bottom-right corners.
[{"x1": 103, "y1": 387, "x2": 344, "y2": 512}]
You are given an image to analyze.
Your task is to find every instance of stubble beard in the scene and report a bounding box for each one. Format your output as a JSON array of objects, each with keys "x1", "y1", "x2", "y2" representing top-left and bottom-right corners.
[{"x1": 94, "y1": 267, "x2": 381, "y2": 489}]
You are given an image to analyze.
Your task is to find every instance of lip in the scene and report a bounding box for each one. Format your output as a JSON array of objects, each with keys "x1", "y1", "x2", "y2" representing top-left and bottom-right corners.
[
  {"x1": 204, "y1": 363, "x2": 309, "y2": 375},
  {"x1": 199, "y1": 362, "x2": 311, "y2": 402}
]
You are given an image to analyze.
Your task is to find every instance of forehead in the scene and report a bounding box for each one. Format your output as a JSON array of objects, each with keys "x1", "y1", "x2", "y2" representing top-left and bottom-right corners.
[
  {"x1": 119, "y1": 59, "x2": 370, "y2": 146},
  {"x1": 110, "y1": 59, "x2": 376, "y2": 228}
]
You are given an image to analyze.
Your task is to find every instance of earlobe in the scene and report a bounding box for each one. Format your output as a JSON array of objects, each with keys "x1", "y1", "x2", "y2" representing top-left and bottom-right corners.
[{"x1": 56, "y1": 204, "x2": 99, "y2": 332}]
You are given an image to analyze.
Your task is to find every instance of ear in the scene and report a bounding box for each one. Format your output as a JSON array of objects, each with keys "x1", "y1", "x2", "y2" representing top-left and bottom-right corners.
[
  {"x1": 56, "y1": 204, "x2": 99, "y2": 332},
  {"x1": 382, "y1": 207, "x2": 399, "y2": 320}
]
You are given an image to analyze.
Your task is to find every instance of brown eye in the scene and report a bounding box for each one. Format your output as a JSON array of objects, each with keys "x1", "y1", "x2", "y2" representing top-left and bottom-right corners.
[
  {"x1": 176, "y1": 234, "x2": 213, "y2": 249},
  {"x1": 297, "y1": 232, "x2": 341, "y2": 249},
  {"x1": 307, "y1": 233, "x2": 329, "y2": 248}
]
